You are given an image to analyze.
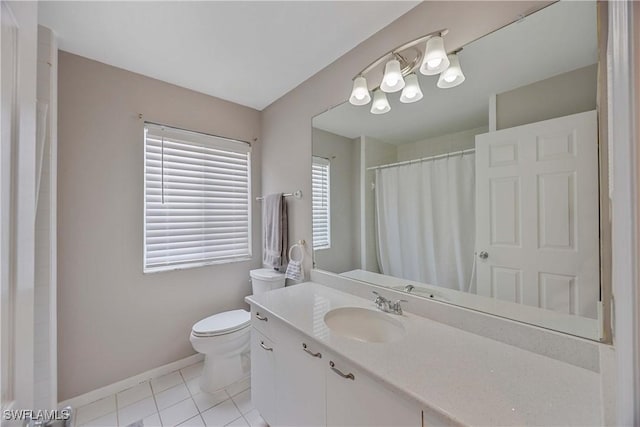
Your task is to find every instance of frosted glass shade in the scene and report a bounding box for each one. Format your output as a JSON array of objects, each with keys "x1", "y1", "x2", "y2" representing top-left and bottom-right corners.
[
  {"x1": 400, "y1": 74, "x2": 423, "y2": 103},
  {"x1": 380, "y1": 59, "x2": 405, "y2": 93},
  {"x1": 420, "y1": 36, "x2": 450, "y2": 76},
  {"x1": 349, "y1": 76, "x2": 371, "y2": 106},
  {"x1": 437, "y1": 53, "x2": 465, "y2": 89},
  {"x1": 370, "y1": 90, "x2": 391, "y2": 114}
]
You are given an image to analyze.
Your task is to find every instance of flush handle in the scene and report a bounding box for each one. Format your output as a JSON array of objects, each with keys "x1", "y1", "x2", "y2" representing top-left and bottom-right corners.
[
  {"x1": 329, "y1": 361, "x2": 355, "y2": 380},
  {"x1": 302, "y1": 343, "x2": 322, "y2": 358},
  {"x1": 255, "y1": 312, "x2": 268, "y2": 321},
  {"x1": 259, "y1": 341, "x2": 273, "y2": 352}
]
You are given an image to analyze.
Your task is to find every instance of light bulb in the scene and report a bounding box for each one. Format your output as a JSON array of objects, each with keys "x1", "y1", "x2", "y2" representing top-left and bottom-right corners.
[
  {"x1": 380, "y1": 59, "x2": 405, "y2": 93},
  {"x1": 437, "y1": 53, "x2": 465, "y2": 89},
  {"x1": 349, "y1": 76, "x2": 371, "y2": 106},
  {"x1": 420, "y1": 35, "x2": 449, "y2": 75},
  {"x1": 427, "y1": 58, "x2": 442, "y2": 68},
  {"x1": 400, "y1": 73, "x2": 423, "y2": 103},
  {"x1": 444, "y1": 73, "x2": 457, "y2": 83},
  {"x1": 370, "y1": 90, "x2": 391, "y2": 114}
]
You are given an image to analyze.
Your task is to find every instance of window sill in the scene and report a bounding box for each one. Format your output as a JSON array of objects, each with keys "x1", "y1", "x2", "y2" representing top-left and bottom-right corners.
[{"x1": 144, "y1": 255, "x2": 253, "y2": 274}]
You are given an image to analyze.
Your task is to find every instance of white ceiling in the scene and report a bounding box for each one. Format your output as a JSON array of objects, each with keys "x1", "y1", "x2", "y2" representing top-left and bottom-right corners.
[
  {"x1": 38, "y1": 1, "x2": 419, "y2": 110},
  {"x1": 312, "y1": 0, "x2": 597, "y2": 144}
]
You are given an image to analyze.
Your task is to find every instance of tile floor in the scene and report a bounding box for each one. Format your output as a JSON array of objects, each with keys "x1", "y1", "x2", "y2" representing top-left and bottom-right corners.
[{"x1": 72, "y1": 362, "x2": 267, "y2": 427}]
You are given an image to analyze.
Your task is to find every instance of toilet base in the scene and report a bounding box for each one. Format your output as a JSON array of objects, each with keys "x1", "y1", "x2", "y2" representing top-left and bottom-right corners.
[{"x1": 199, "y1": 348, "x2": 251, "y2": 394}]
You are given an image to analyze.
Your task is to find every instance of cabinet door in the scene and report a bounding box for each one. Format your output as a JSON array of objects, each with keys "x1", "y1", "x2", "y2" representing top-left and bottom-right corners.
[
  {"x1": 275, "y1": 332, "x2": 326, "y2": 427},
  {"x1": 326, "y1": 353, "x2": 421, "y2": 427},
  {"x1": 251, "y1": 328, "x2": 276, "y2": 426}
]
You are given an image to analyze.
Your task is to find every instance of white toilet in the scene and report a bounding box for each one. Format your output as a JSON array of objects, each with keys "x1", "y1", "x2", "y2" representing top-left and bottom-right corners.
[{"x1": 190, "y1": 268, "x2": 286, "y2": 394}]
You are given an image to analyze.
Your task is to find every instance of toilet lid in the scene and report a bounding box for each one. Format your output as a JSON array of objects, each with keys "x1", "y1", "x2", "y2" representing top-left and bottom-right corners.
[
  {"x1": 250, "y1": 268, "x2": 285, "y2": 282},
  {"x1": 192, "y1": 309, "x2": 250, "y2": 337}
]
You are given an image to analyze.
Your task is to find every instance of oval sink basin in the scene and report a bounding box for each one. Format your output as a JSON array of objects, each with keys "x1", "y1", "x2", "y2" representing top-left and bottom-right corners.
[{"x1": 324, "y1": 307, "x2": 406, "y2": 343}]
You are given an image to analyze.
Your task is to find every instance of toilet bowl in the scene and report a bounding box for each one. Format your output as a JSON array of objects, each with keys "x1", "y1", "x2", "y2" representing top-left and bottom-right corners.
[
  {"x1": 190, "y1": 268, "x2": 285, "y2": 393},
  {"x1": 189, "y1": 309, "x2": 251, "y2": 393}
]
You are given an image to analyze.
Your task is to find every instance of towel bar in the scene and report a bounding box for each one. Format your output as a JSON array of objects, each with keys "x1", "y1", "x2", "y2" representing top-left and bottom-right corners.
[{"x1": 256, "y1": 190, "x2": 302, "y2": 201}]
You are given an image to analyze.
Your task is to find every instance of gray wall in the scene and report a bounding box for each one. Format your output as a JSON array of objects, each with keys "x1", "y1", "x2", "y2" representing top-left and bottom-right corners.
[
  {"x1": 311, "y1": 128, "x2": 356, "y2": 273},
  {"x1": 496, "y1": 64, "x2": 597, "y2": 130},
  {"x1": 57, "y1": 52, "x2": 262, "y2": 400},
  {"x1": 260, "y1": 1, "x2": 547, "y2": 278}
]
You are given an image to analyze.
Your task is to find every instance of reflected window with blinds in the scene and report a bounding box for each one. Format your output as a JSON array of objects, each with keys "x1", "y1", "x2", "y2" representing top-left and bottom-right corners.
[
  {"x1": 144, "y1": 123, "x2": 252, "y2": 272},
  {"x1": 312, "y1": 156, "x2": 330, "y2": 250}
]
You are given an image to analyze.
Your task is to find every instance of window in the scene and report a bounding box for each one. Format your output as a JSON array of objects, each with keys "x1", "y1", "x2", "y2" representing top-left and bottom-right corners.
[
  {"x1": 312, "y1": 156, "x2": 330, "y2": 250},
  {"x1": 143, "y1": 123, "x2": 251, "y2": 272}
]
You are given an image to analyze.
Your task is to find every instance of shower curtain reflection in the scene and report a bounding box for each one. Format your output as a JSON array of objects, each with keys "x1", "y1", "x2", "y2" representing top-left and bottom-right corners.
[{"x1": 375, "y1": 153, "x2": 475, "y2": 291}]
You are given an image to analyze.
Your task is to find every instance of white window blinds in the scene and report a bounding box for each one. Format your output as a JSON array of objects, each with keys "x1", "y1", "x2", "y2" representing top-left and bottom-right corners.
[
  {"x1": 312, "y1": 156, "x2": 330, "y2": 250},
  {"x1": 144, "y1": 123, "x2": 252, "y2": 272}
]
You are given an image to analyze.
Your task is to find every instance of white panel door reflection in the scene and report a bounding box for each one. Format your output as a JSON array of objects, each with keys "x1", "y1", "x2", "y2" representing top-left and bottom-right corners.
[{"x1": 475, "y1": 111, "x2": 599, "y2": 318}]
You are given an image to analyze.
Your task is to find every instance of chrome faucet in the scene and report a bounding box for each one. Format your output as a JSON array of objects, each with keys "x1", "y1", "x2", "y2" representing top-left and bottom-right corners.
[
  {"x1": 404, "y1": 284, "x2": 415, "y2": 293},
  {"x1": 372, "y1": 291, "x2": 406, "y2": 315}
]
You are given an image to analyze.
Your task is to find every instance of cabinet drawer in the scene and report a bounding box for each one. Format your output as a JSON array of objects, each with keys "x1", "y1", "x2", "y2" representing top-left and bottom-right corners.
[{"x1": 250, "y1": 305, "x2": 272, "y2": 338}]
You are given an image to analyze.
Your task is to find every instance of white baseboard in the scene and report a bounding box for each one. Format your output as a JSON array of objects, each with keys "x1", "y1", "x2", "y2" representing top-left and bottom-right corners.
[{"x1": 58, "y1": 353, "x2": 204, "y2": 409}]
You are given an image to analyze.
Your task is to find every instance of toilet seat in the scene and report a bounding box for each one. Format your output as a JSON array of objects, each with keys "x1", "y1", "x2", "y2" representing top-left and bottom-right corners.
[{"x1": 192, "y1": 309, "x2": 250, "y2": 337}]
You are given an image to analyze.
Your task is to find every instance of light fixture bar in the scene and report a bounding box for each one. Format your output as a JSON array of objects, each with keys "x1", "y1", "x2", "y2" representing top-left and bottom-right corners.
[{"x1": 354, "y1": 29, "x2": 449, "y2": 79}]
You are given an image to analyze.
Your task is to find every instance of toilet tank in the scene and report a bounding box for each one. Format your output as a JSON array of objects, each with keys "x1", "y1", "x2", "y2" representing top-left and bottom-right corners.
[{"x1": 250, "y1": 268, "x2": 286, "y2": 295}]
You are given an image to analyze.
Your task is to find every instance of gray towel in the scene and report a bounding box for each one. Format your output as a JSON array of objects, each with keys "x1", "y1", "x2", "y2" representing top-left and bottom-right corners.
[{"x1": 262, "y1": 193, "x2": 288, "y2": 269}]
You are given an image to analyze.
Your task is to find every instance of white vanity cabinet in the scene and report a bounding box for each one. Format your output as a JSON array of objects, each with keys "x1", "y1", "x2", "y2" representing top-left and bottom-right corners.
[{"x1": 249, "y1": 307, "x2": 424, "y2": 427}]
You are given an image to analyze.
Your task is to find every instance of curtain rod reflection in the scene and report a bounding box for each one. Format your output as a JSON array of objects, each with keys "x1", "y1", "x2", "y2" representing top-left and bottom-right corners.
[{"x1": 366, "y1": 148, "x2": 475, "y2": 171}]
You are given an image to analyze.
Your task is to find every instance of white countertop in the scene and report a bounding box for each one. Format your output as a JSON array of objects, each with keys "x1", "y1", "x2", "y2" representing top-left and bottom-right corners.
[{"x1": 246, "y1": 282, "x2": 602, "y2": 426}]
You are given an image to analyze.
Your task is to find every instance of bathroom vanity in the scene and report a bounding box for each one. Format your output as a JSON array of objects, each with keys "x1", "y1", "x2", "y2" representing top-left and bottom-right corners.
[
  {"x1": 246, "y1": 282, "x2": 604, "y2": 426},
  {"x1": 247, "y1": 284, "x2": 440, "y2": 427}
]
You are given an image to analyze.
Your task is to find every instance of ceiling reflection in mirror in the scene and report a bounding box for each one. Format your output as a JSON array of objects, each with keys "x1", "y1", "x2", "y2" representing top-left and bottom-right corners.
[{"x1": 311, "y1": 1, "x2": 605, "y2": 340}]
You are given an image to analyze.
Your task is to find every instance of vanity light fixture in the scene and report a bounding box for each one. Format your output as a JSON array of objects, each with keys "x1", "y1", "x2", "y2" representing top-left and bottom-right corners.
[
  {"x1": 400, "y1": 74, "x2": 423, "y2": 103},
  {"x1": 437, "y1": 51, "x2": 465, "y2": 89},
  {"x1": 348, "y1": 28, "x2": 465, "y2": 114},
  {"x1": 370, "y1": 89, "x2": 391, "y2": 114}
]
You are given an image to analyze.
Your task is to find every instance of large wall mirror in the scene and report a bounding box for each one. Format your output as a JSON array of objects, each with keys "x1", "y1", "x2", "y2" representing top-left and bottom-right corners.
[{"x1": 311, "y1": 1, "x2": 609, "y2": 341}]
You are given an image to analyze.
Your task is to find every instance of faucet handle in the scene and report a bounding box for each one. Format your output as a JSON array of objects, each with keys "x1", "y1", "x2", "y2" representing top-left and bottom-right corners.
[
  {"x1": 372, "y1": 291, "x2": 387, "y2": 309},
  {"x1": 391, "y1": 299, "x2": 408, "y2": 314}
]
